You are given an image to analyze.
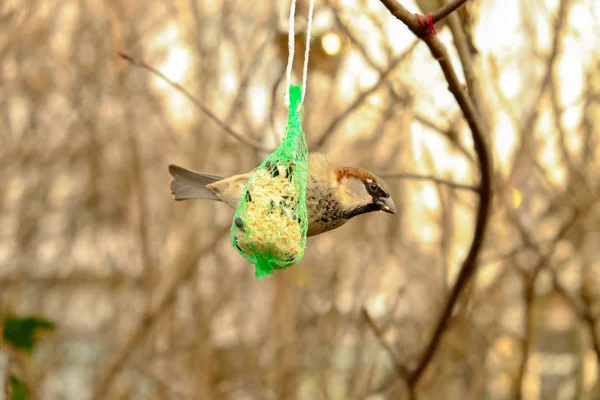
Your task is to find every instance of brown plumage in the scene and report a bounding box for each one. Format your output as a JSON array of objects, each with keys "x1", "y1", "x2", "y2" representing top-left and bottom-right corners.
[{"x1": 168, "y1": 153, "x2": 396, "y2": 236}]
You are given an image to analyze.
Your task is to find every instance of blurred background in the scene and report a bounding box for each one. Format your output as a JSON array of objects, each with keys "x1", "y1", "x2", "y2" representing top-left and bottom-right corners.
[{"x1": 1, "y1": 0, "x2": 600, "y2": 398}]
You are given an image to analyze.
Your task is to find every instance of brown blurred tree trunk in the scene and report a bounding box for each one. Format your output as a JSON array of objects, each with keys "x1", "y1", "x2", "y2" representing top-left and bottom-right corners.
[{"x1": 271, "y1": 271, "x2": 298, "y2": 399}]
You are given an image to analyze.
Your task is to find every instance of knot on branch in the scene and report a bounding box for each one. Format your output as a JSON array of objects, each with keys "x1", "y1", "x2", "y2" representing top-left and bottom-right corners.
[
  {"x1": 118, "y1": 50, "x2": 136, "y2": 63},
  {"x1": 416, "y1": 12, "x2": 438, "y2": 37}
]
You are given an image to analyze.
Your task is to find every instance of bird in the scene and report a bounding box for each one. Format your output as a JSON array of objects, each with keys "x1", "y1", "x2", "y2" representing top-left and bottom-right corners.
[{"x1": 168, "y1": 153, "x2": 396, "y2": 237}]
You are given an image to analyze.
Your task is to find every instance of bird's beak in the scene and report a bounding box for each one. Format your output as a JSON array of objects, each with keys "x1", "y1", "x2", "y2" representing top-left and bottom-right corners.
[{"x1": 376, "y1": 197, "x2": 397, "y2": 214}]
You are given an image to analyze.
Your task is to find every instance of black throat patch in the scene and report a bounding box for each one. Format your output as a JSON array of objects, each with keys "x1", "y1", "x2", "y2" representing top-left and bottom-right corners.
[{"x1": 341, "y1": 203, "x2": 380, "y2": 220}]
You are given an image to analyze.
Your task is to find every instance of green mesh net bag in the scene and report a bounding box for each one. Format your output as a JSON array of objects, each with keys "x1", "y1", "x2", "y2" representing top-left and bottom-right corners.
[{"x1": 230, "y1": 85, "x2": 308, "y2": 279}]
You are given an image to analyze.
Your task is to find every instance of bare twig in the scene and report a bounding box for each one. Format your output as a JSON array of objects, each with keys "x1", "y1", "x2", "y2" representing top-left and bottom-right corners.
[
  {"x1": 500, "y1": 159, "x2": 588, "y2": 398},
  {"x1": 378, "y1": 171, "x2": 478, "y2": 192},
  {"x1": 312, "y1": 39, "x2": 419, "y2": 149},
  {"x1": 514, "y1": 269, "x2": 535, "y2": 400},
  {"x1": 507, "y1": 199, "x2": 600, "y2": 387},
  {"x1": 0, "y1": 274, "x2": 137, "y2": 288},
  {"x1": 378, "y1": 0, "x2": 493, "y2": 386},
  {"x1": 513, "y1": 210, "x2": 581, "y2": 399},
  {"x1": 361, "y1": 308, "x2": 415, "y2": 400},
  {"x1": 580, "y1": 289, "x2": 600, "y2": 366},
  {"x1": 381, "y1": 0, "x2": 470, "y2": 37},
  {"x1": 428, "y1": 0, "x2": 470, "y2": 26},
  {"x1": 91, "y1": 227, "x2": 229, "y2": 400},
  {"x1": 551, "y1": 273, "x2": 600, "y2": 366},
  {"x1": 445, "y1": 8, "x2": 485, "y2": 116},
  {"x1": 328, "y1": 1, "x2": 475, "y2": 161},
  {"x1": 549, "y1": 70, "x2": 579, "y2": 182},
  {"x1": 119, "y1": 77, "x2": 157, "y2": 290},
  {"x1": 503, "y1": 0, "x2": 570, "y2": 198},
  {"x1": 413, "y1": 113, "x2": 474, "y2": 161},
  {"x1": 118, "y1": 51, "x2": 273, "y2": 152}
]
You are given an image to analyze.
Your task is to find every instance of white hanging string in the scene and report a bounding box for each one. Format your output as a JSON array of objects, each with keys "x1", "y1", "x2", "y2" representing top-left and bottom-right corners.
[
  {"x1": 301, "y1": 0, "x2": 315, "y2": 103},
  {"x1": 284, "y1": 0, "x2": 297, "y2": 107},
  {"x1": 284, "y1": 0, "x2": 315, "y2": 107}
]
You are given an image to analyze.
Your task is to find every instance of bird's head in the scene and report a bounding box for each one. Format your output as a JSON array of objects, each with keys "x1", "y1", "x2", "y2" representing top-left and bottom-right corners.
[{"x1": 333, "y1": 166, "x2": 396, "y2": 218}]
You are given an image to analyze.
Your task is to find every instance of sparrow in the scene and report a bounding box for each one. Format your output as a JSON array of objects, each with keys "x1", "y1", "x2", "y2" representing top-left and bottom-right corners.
[{"x1": 168, "y1": 153, "x2": 396, "y2": 236}]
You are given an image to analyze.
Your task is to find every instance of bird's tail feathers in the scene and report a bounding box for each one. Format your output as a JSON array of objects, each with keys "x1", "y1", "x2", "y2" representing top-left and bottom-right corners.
[{"x1": 168, "y1": 164, "x2": 223, "y2": 201}]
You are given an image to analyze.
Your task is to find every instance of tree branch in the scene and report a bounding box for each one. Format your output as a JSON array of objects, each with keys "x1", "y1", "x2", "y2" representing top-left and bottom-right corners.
[
  {"x1": 377, "y1": 0, "x2": 494, "y2": 387},
  {"x1": 361, "y1": 308, "x2": 415, "y2": 400},
  {"x1": 378, "y1": 171, "x2": 478, "y2": 192},
  {"x1": 552, "y1": 273, "x2": 600, "y2": 367},
  {"x1": 118, "y1": 51, "x2": 273, "y2": 152},
  {"x1": 413, "y1": 113, "x2": 475, "y2": 162},
  {"x1": 502, "y1": 0, "x2": 569, "y2": 197},
  {"x1": 429, "y1": 0, "x2": 470, "y2": 25},
  {"x1": 312, "y1": 39, "x2": 419, "y2": 149},
  {"x1": 513, "y1": 210, "x2": 581, "y2": 399},
  {"x1": 91, "y1": 228, "x2": 229, "y2": 400},
  {"x1": 328, "y1": 1, "x2": 476, "y2": 161},
  {"x1": 380, "y1": 0, "x2": 469, "y2": 37},
  {"x1": 444, "y1": 5, "x2": 484, "y2": 115}
]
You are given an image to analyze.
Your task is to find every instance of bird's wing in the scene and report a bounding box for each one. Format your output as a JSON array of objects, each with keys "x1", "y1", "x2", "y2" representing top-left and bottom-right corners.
[{"x1": 168, "y1": 164, "x2": 223, "y2": 201}]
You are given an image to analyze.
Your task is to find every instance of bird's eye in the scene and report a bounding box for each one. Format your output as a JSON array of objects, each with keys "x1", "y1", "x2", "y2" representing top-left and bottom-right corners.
[{"x1": 368, "y1": 181, "x2": 378, "y2": 192}]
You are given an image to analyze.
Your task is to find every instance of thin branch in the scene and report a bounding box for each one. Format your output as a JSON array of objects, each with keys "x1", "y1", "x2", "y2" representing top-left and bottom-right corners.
[
  {"x1": 514, "y1": 268, "x2": 535, "y2": 400},
  {"x1": 91, "y1": 227, "x2": 229, "y2": 400},
  {"x1": 361, "y1": 308, "x2": 415, "y2": 400},
  {"x1": 429, "y1": 0, "x2": 470, "y2": 25},
  {"x1": 444, "y1": 6, "x2": 485, "y2": 115},
  {"x1": 381, "y1": 0, "x2": 469, "y2": 37},
  {"x1": 0, "y1": 274, "x2": 136, "y2": 288},
  {"x1": 120, "y1": 79, "x2": 157, "y2": 290},
  {"x1": 549, "y1": 67, "x2": 581, "y2": 186},
  {"x1": 378, "y1": 0, "x2": 493, "y2": 387},
  {"x1": 500, "y1": 160, "x2": 588, "y2": 399},
  {"x1": 118, "y1": 50, "x2": 273, "y2": 152},
  {"x1": 551, "y1": 273, "x2": 600, "y2": 366},
  {"x1": 328, "y1": 1, "x2": 475, "y2": 161},
  {"x1": 378, "y1": 171, "x2": 478, "y2": 192},
  {"x1": 503, "y1": 0, "x2": 569, "y2": 197},
  {"x1": 413, "y1": 113, "x2": 475, "y2": 161},
  {"x1": 513, "y1": 210, "x2": 581, "y2": 399},
  {"x1": 478, "y1": 239, "x2": 554, "y2": 266},
  {"x1": 580, "y1": 289, "x2": 600, "y2": 366},
  {"x1": 312, "y1": 39, "x2": 419, "y2": 149},
  {"x1": 506, "y1": 188, "x2": 600, "y2": 378}
]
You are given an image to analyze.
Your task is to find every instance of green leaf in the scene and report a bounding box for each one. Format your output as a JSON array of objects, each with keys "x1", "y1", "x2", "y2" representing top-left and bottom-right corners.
[
  {"x1": 9, "y1": 375, "x2": 28, "y2": 400},
  {"x1": 3, "y1": 316, "x2": 56, "y2": 353}
]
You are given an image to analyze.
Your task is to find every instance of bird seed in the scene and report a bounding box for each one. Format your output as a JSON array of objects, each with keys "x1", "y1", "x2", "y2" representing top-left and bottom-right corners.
[{"x1": 232, "y1": 168, "x2": 303, "y2": 264}]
